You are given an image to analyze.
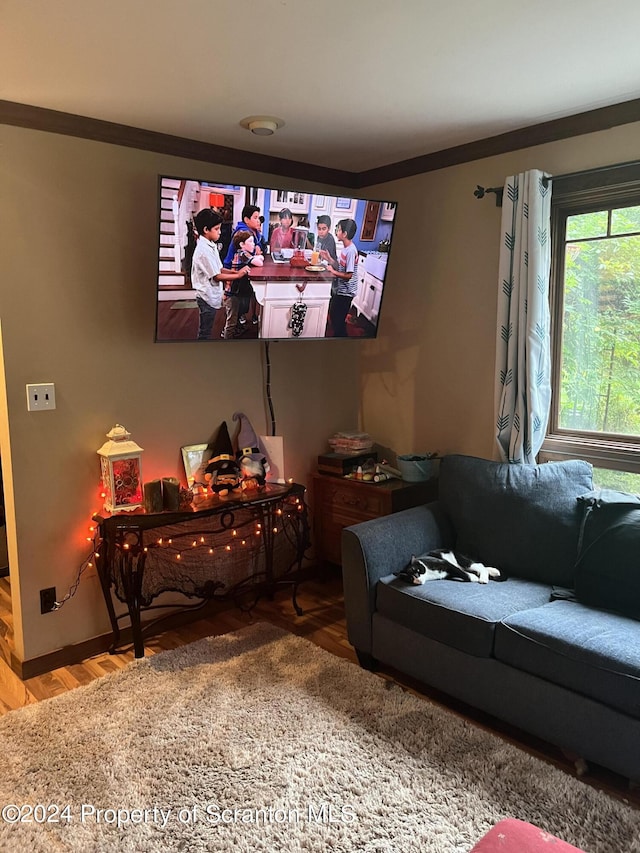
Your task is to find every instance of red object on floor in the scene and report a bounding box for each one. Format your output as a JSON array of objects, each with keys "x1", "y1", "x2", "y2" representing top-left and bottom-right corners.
[{"x1": 470, "y1": 819, "x2": 585, "y2": 852}]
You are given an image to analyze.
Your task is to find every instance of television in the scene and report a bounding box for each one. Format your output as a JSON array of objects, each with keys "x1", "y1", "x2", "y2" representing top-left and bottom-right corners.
[{"x1": 155, "y1": 175, "x2": 398, "y2": 342}]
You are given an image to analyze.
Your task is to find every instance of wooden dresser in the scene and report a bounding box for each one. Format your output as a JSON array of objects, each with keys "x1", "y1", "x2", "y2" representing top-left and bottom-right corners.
[{"x1": 311, "y1": 473, "x2": 438, "y2": 567}]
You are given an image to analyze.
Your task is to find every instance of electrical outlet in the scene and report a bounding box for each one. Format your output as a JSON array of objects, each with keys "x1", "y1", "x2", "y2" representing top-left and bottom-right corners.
[
  {"x1": 26, "y1": 383, "x2": 56, "y2": 411},
  {"x1": 40, "y1": 587, "x2": 57, "y2": 614}
]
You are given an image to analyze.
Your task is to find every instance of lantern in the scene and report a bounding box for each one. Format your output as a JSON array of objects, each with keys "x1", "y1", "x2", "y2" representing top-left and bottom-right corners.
[
  {"x1": 209, "y1": 192, "x2": 225, "y2": 209},
  {"x1": 97, "y1": 424, "x2": 144, "y2": 512}
]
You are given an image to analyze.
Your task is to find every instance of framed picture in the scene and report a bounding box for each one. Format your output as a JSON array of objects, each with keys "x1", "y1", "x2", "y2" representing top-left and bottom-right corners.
[
  {"x1": 181, "y1": 444, "x2": 209, "y2": 487},
  {"x1": 269, "y1": 190, "x2": 308, "y2": 213},
  {"x1": 313, "y1": 195, "x2": 327, "y2": 211},
  {"x1": 360, "y1": 200, "x2": 381, "y2": 241},
  {"x1": 331, "y1": 196, "x2": 357, "y2": 218}
]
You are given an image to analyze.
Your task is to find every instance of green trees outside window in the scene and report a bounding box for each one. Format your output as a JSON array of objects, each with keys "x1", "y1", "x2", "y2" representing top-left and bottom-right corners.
[{"x1": 560, "y1": 205, "x2": 640, "y2": 437}]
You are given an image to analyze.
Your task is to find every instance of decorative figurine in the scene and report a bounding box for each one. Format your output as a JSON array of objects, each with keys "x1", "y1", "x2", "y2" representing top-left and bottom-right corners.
[
  {"x1": 201, "y1": 422, "x2": 241, "y2": 495},
  {"x1": 233, "y1": 411, "x2": 269, "y2": 490}
]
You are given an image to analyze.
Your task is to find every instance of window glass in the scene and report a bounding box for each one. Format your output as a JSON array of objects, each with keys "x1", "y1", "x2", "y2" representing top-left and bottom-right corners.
[
  {"x1": 593, "y1": 467, "x2": 640, "y2": 494},
  {"x1": 566, "y1": 211, "x2": 608, "y2": 241},
  {"x1": 611, "y1": 205, "x2": 640, "y2": 236},
  {"x1": 559, "y1": 233, "x2": 640, "y2": 436}
]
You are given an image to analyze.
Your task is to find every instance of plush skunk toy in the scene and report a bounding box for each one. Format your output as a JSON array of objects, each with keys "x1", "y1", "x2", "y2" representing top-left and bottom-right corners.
[
  {"x1": 201, "y1": 421, "x2": 240, "y2": 495},
  {"x1": 233, "y1": 411, "x2": 269, "y2": 490}
]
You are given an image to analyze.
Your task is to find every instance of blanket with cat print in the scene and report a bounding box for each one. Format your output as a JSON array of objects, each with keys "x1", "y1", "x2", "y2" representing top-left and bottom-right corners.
[{"x1": 395, "y1": 549, "x2": 502, "y2": 585}]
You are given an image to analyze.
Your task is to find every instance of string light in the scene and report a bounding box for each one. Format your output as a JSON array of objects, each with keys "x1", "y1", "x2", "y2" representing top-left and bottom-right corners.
[
  {"x1": 53, "y1": 495, "x2": 104, "y2": 610},
  {"x1": 59, "y1": 491, "x2": 307, "y2": 612}
]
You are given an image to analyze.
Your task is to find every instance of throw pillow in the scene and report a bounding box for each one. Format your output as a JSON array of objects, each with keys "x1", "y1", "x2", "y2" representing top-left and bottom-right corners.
[
  {"x1": 438, "y1": 455, "x2": 593, "y2": 586},
  {"x1": 574, "y1": 489, "x2": 640, "y2": 620}
]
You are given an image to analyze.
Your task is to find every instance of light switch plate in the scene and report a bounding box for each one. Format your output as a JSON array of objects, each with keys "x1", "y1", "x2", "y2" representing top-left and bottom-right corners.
[{"x1": 26, "y1": 383, "x2": 56, "y2": 411}]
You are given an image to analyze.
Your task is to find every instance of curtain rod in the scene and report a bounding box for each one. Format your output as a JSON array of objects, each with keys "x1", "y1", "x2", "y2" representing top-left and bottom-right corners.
[
  {"x1": 476, "y1": 158, "x2": 640, "y2": 203},
  {"x1": 473, "y1": 185, "x2": 503, "y2": 206}
]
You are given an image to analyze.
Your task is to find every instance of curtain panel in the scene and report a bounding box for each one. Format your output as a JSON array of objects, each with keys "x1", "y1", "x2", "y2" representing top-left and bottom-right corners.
[{"x1": 495, "y1": 170, "x2": 552, "y2": 463}]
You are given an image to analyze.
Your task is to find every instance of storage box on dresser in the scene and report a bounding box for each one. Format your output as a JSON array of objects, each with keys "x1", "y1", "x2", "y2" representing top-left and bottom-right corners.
[
  {"x1": 311, "y1": 473, "x2": 437, "y2": 566},
  {"x1": 341, "y1": 454, "x2": 640, "y2": 781}
]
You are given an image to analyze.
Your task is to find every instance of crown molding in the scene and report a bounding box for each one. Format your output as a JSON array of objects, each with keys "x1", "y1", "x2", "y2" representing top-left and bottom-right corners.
[
  {"x1": 355, "y1": 97, "x2": 640, "y2": 187},
  {"x1": 3, "y1": 97, "x2": 640, "y2": 190},
  {"x1": 0, "y1": 100, "x2": 358, "y2": 189}
]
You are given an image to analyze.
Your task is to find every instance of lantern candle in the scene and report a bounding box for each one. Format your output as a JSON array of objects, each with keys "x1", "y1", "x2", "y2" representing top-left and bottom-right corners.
[
  {"x1": 97, "y1": 425, "x2": 144, "y2": 513},
  {"x1": 144, "y1": 480, "x2": 163, "y2": 513},
  {"x1": 162, "y1": 477, "x2": 180, "y2": 512}
]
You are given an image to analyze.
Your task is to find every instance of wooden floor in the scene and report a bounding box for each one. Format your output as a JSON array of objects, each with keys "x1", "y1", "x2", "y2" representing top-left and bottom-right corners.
[
  {"x1": 0, "y1": 571, "x2": 638, "y2": 810},
  {"x1": 156, "y1": 299, "x2": 259, "y2": 342}
]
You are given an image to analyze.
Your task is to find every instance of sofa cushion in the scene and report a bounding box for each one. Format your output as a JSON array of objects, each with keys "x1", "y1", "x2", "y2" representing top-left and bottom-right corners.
[
  {"x1": 376, "y1": 575, "x2": 552, "y2": 658},
  {"x1": 494, "y1": 600, "x2": 640, "y2": 717},
  {"x1": 438, "y1": 455, "x2": 593, "y2": 586},
  {"x1": 574, "y1": 489, "x2": 640, "y2": 620}
]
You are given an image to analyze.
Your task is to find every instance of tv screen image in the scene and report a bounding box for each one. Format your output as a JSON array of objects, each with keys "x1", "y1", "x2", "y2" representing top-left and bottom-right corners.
[{"x1": 155, "y1": 176, "x2": 398, "y2": 342}]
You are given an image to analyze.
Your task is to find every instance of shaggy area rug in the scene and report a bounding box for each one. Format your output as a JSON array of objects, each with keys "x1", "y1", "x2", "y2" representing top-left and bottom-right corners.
[{"x1": 1, "y1": 623, "x2": 638, "y2": 852}]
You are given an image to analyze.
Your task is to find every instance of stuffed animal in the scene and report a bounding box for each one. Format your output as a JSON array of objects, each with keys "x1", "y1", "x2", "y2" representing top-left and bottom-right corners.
[
  {"x1": 232, "y1": 411, "x2": 269, "y2": 490},
  {"x1": 202, "y1": 421, "x2": 241, "y2": 495}
]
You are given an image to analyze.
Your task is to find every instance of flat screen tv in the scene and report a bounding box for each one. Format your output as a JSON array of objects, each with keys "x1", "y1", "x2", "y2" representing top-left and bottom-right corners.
[{"x1": 155, "y1": 175, "x2": 398, "y2": 342}]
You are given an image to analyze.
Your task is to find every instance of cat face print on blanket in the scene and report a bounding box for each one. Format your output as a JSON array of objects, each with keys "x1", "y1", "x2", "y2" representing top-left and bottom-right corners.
[{"x1": 395, "y1": 549, "x2": 502, "y2": 585}]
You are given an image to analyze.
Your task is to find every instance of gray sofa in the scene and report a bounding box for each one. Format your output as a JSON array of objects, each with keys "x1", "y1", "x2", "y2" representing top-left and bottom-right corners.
[{"x1": 342, "y1": 454, "x2": 640, "y2": 782}]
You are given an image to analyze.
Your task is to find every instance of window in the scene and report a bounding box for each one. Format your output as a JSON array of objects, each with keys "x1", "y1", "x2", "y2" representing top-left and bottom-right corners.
[
  {"x1": 560, "y1": 205, "x2": 640, "y2": 436},
  {"x1": 541, "y1": 168, "x2": 640, "y2": 489}
]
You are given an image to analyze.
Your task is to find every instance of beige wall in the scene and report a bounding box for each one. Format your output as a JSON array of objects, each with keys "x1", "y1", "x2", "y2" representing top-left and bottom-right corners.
[
  {"x1": 360, "y1": 121, "x2": 640, "y2": 462},
  {"x1": 4, "y1": 119, "x2": 640, "y2": 664},
  {"x1": 0, "y1": 126, "x2": 361, "y2": 661}
]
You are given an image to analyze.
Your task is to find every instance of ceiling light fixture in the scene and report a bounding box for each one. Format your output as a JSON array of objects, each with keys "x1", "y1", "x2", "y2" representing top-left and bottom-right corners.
[{"x1": 240, "y1": 115, "x2": 285, "y2": 136}]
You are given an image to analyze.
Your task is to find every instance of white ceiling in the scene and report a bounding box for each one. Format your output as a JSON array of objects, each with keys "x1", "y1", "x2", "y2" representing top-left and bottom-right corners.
[{"x1": 3, "y1": 0, "x2": 640, "y2": 173}]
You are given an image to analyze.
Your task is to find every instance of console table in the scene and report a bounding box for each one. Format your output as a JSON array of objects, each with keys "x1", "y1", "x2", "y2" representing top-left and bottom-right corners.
[{"x1": 94, "y1": 483, "x2": 310, "y2": 657}]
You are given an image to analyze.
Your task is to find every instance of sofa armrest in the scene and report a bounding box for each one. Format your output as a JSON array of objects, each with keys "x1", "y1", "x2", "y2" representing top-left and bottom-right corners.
[{"x1": 341, "y1": 501, "x2": 453, "y2": 656}]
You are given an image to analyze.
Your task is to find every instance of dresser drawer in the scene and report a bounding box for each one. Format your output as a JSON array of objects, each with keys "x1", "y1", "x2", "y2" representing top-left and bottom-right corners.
[
  {"x1": 319, "y1": 480, "x2": 388, "y2": 519},
  {"x1": 311, "y1": 473, "x2": 438, "y2": 567}
]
